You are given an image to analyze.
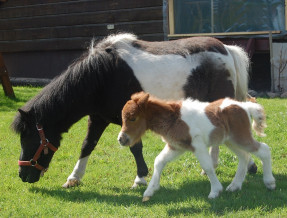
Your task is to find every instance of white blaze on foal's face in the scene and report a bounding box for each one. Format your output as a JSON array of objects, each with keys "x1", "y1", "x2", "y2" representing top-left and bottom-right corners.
[{"x1": 118, "y1": 93, "x2": 149, "y2": 146}]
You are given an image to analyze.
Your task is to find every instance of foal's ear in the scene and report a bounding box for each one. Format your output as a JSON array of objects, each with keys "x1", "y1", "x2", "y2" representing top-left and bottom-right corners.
[
  {"x1": 131, "y1": 91, "x2": 145, "y2": 101},
  {"x1": 137, "y1": 93, "x2": 149, "y2": 109}
]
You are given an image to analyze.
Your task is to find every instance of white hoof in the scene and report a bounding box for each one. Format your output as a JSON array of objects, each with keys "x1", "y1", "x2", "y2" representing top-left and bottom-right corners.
[
  {"x1": 62, "y1": 179, "x2": 81, "y2": 188},
  {"x1": 201, "y1": 170, "x2": 206, "y2": 176},
  {"x1": 131, "y1": 176, "x2": 147, "y2": 189},
  {"x1": 226, "y1": 182, "x2": 242, "y2": 192},
  {"x1": 264, "y1": 177, "x2": 276, "y2": 190},
  {"x1": 142, "y1": 196, "x2": 151, "y2": 202},
  {"x1": 208, "y1": 191, "x2": 220, "y2": 199},
  {"x1": 208, "y1": 184, "x2": 223, "y2": 199},
  {"x1": 143, "y1": 184, "x2": 160, "y2": 200}
]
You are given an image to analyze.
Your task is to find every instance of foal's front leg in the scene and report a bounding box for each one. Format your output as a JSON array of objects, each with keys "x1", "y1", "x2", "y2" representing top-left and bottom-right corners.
[{"x1": 143, "y1": 144, "x2": 183, "y2": 202}]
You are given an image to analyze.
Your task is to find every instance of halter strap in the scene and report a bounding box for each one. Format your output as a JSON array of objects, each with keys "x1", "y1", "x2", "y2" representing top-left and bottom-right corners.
[{"x1": 18, "y1": 124, "x2": 58, "y2": 174}]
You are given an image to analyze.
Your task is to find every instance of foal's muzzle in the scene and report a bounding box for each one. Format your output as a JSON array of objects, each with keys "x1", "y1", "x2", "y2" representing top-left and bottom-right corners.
[{"x1": 117, "y1": 132, "x2": 130, "y2": 146}]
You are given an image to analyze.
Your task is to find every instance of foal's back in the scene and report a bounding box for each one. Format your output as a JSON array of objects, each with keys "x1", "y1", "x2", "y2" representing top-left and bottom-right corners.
[{"x1": 180, "y1": 98, "x2": 263, "y2": 150}]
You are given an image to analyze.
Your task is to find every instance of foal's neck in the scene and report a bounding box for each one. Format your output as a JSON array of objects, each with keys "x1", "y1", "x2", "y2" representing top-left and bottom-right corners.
[{"x1": 146, "y1": 99, "x2": 181, "y2": 136}]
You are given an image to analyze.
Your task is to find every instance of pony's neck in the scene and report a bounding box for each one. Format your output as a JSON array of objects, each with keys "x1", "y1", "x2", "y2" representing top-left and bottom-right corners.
[
  {"x1": 32, "y1": 62, "x2": 103, "y2": 134},
  {"x1": 145, "y1": 99, "x2": 181, "y2": 137}
]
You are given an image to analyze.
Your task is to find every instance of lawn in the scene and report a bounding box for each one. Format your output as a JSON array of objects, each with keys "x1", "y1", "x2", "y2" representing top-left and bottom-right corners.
[{"x1": 0, "y1": 85, "x2": 287, "y2": 217}]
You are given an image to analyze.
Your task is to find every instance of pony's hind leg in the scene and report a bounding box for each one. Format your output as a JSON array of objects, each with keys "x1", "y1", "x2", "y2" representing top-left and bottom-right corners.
[
  {"x1": 225, "y1": 142, "x2": 250, "y2": 192},
  {"x1": 130, "y1": 141, "x2": 148, "y2": 188},
  {"x1": 143, "y1": 144, "x2": 183, "y2": 202},
  {"x1": 63, "y1": 115, "x2": 108, "y2": 188},
  {"x1": 251, "y1": 142, "x2": 276, "y2": 190}
]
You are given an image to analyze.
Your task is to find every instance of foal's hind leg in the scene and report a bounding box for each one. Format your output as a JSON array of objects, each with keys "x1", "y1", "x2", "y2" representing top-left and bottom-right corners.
[
  {"x1": 194, "y1": 145, "x2": 223, "y2": 199},
  {"x1": 201, "y1": 146, "x2": 219, "y2": 175},
  {"x1": 225, "y1": 142, "x2": 250, "y2": 192},
  {"x1": 130, "y1": 141, "x2": 148, "y2": 188},
  {"x1": 251, "y1": 142, "x2": 276, "y2": 190},
  {"x1": 63, "y1": 115, "x2": 108, "y2": 188}
]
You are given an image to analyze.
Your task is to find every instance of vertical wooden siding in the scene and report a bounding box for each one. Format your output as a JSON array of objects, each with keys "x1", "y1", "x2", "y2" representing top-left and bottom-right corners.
[{"x1": 0, "y1": 0, "x2": 164, "y2": 52}]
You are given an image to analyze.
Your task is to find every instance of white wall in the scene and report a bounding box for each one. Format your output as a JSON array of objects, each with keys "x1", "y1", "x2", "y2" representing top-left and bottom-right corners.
[{"x1": 272, "y1": 43, "x2": 287, "y2": 92}]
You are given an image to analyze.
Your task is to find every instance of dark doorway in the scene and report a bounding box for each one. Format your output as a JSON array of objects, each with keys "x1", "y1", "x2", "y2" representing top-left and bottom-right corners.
[{"x1": 249, "y1": 53, "x2": 271, "y2": 91}]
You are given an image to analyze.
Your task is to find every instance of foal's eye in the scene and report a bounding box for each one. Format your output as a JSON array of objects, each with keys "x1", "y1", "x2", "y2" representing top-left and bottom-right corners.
[{"x1": 129, "y1": 117, "x2": 136, "y2": 122}]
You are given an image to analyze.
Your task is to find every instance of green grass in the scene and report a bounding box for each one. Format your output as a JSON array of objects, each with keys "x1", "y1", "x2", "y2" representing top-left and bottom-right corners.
[{"x1": 0, "y1": 85, "x2": 287, "y2": 217}]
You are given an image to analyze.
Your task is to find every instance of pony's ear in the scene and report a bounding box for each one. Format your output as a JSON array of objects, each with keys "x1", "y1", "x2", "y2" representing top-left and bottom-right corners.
[{"x1": 18, "y1": 109, "x2": 32, "y2": 122}]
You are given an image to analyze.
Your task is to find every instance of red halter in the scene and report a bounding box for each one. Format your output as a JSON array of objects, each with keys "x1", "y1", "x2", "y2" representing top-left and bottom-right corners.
[{"x1": 18, "y1": 124, "x2": 58, "y2": 173}]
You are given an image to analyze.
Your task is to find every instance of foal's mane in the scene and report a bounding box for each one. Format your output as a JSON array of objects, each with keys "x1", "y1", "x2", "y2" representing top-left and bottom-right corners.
[{"x1": 11, "y1": 36, "x2": 120, "y2": 134}]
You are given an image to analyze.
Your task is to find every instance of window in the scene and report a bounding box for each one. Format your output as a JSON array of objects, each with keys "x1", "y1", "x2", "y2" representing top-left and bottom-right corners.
[{"x1": 168, "y1": 0, "x2": 286, "y2": 36}]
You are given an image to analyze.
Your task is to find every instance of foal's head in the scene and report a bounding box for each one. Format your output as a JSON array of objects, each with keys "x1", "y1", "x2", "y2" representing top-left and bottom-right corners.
[{"x1": 118, "y1": 92, "x2": 150, "y2": 146}]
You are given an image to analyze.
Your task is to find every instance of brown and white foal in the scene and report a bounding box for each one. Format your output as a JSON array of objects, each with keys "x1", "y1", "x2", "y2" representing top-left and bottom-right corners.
[{"x1": 118, "y1": 92, "x2": 276, "y2": 201}]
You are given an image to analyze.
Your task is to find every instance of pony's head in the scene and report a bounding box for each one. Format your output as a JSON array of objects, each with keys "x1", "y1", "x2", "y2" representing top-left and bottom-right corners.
[
  {"x1": 12, "y1": 109, "x2": 60, "y2": 183},
  {"x1": 118, "y1": 92, "x2": 150, "y2": 146}
]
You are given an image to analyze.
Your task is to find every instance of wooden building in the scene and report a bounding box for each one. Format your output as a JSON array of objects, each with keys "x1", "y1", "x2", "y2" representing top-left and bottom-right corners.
[
  {"x1": 0, "y1": 0, "x2": 164, "y2": 83},
  {"x1": 1, "y1": 0, "x2": 287, "y2": 92}
]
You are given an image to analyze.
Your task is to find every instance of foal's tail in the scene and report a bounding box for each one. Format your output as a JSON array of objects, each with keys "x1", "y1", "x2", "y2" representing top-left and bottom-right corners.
[
  {"x1": 226, "y1": 45, "x2": 250, "y2": 101},
  {"x1": 243, "y1": 102, "x2": 267, "y2": 137}
]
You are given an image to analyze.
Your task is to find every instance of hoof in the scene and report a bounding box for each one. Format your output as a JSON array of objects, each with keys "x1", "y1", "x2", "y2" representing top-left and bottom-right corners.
[
  {"x1": 200, "y1": 170, "x2": 206, "y2": 176},
  {"x1": 208, "y1": 192, "x2": 220, "y2": 199},
  {"x1": 226, "y1": 183, "x2": 241, "y2": 192},
  {"x1": 142, "y1": 196, "x2": 151, "y2": 202},
  {"x1": 248, "y1": 163, "x2": 257, "y2": 174},
  {"x1": 265, "y1": 179, "x2": 276, "y2": 190},
  {"x1": 131, "y1": 181, "x2": 147, "y2": 189},
  {"x1": 62, "y1": 179, "x2": 81, "y2": 188},
  {"x1": 131, "y1": 176, "x2": 147, "y2": 189},
  {"x1": 208, "y1": 185, "x2": 223, "y2": 199},
  {"x1": 266, "y1": 182, "x2": 276, "y2": 190}
]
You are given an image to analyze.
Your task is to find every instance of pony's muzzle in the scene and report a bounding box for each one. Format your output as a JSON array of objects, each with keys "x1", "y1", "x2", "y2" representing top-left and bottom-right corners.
[{"x1": 118, "y1": 131, "x2": 130, "y2": 146}]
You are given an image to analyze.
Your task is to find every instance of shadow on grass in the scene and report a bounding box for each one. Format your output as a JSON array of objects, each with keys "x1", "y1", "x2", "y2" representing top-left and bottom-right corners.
[
  {"x1": 0, "y1": 96, "x2": 24, "y2": 111},
  {"x1": 29, "y1": 173, "x2": 287, "y2": 216},
  {"x1": 0, "y1": 86, "x2": 41, "y2": 112}
]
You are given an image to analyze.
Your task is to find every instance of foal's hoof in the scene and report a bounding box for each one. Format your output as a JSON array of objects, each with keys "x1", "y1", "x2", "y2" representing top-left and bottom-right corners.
[
  {"x1": 226, "y1": 183, "x2": 242, "y2": 192},
  {"x1": 142, "y1": 196, "x2": 151, "y2": 202},
  {"x1": 248, "y1": 163, "x2": 257, "y2": 174},
  {"x1": 62, "y1": 179, "x2": 81, "y2": 188},
  {"x1": 264, "y1": 178, "x2": 276, "y2": 190},
  {"x1": 200, "y1": 170, "x2": 206, "y2": 176},
  {"x1": 208, "y1": 192, "x2": 220, "y2": 199}
]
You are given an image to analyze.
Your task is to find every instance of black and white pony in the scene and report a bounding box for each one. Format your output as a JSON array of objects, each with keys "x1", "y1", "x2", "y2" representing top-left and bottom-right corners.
[{"x1": 12, "y1": 33, "x2": 253, "y2": 187}]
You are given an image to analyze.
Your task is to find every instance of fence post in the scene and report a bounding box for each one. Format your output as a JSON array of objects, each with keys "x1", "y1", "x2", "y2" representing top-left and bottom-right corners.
[{"x1": 0, "y1": 53, "x2": 15, "y2": 97}]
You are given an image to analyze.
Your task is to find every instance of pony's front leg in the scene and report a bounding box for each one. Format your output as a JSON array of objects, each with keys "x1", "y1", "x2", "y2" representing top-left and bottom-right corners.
[
  {"x1": 143, "y1": 144, "x2": 183, "y2": 202},
  {"x1": 130, "y1": 141, "x2": 148, "y2": 188},
  {"x1": 63, "y1": 115, "x2": 108, "y2": 188}
]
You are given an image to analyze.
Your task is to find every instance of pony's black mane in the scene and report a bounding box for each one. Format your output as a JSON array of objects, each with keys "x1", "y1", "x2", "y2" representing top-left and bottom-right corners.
[{"x1": 12, "y1": 38, "x2": 116, "y2": 134}]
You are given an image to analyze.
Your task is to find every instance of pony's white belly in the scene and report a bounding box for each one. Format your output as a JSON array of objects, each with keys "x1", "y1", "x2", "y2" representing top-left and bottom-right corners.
[
  {"x1": 118, "y1": 47, "x2": 199, "y2": 100},
  {"x1": 118, "y1": 45, "x2": 232, "y2": 100}
]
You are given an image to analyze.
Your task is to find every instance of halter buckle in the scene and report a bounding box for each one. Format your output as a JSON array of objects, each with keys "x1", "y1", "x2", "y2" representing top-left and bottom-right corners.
[{"x1": 30, "y1": 159, "x2": 37, "y2": 166}]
